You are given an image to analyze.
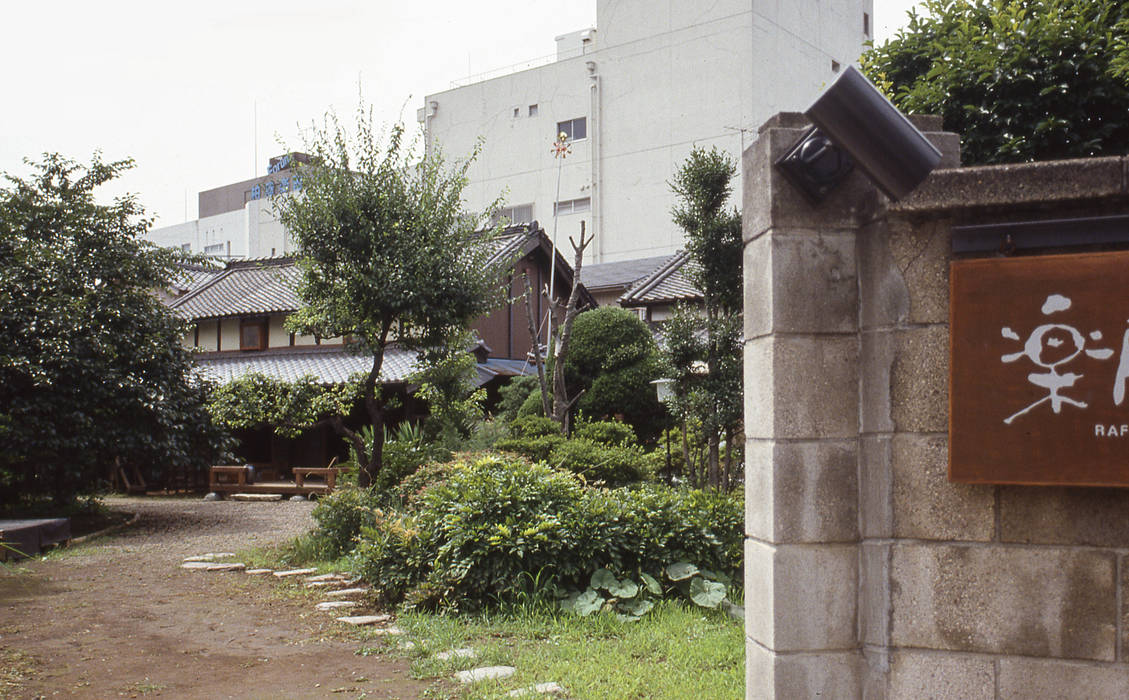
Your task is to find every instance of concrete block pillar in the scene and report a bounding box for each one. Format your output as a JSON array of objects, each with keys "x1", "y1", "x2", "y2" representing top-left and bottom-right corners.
[{"x1": 743, "y1": 114, "x2": 870, "y2": 699}]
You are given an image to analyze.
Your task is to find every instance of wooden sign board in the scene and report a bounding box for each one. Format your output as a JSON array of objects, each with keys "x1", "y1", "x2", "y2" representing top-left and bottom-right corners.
[{"x1": 950, "y1": 251, "x2": 1129, "y2": 486}]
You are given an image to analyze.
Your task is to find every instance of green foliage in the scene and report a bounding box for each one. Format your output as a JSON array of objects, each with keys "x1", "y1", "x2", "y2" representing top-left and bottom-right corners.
[
  {"x1": 665, "y1": 147, "x2": 744, "y2": 490},
  {"x1": 494, "y1": 415, "x2": 566, "y2": 461},
  {"x1": 272, "y1": 102, "x2": 505, "y2": 486},
  {"x1": 410, "y1": 342, "x2": 486, "y2": 449},
  {"x1": 0, "y1": 154, "x2": 228, "y2": 504},
  {"x1": 573, "y1": 419, "x2": 637, "y2": 447},
  {"x1": 207, "y1": 372, "x2": 360, "y2": 438},
  {"x1": 560, "y1": 562, "x2": 727, "y2": 620},
  {"x1": 563, "y1": 307, "x2": 665, "y2": 442},
  {"x1": 310, "y1": 485, "x2": 382, "y2": 559},
  {"x1": 375, "y1": 425, "x2": 451, "y2": 493},
  {"x1": 547, "y1": 438, "x2": 649, "y2": 486},
  {"x1": 496, "y1": 375, "x2": 539, "y2": 423},
  {"x1": 352, "y1": 454, "x2": 742, "y2": 612},
  {"x1": 863, "y1": 0, "x2": 1129, "y2": 165}
]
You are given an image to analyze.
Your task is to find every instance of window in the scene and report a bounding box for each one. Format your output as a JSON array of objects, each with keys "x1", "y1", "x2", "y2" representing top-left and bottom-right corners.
[
  {"x1": 492, "y1": 204, "x2": 534, "y2": 226},
  {"x1": 513, "y1": 107, "x2": 520, "y2": 118},
  {"x1": 831, "y1": 60, "x2": 841, "y2": 73},
  {"x1": 863, "y1": 12, "x2": 870, "y2": 37},
  {"x1": 553, "y1": 197, "x2": 590, "y2": 216},
  {"x1": 556, "y1": 117, "x2": 587, "y2": 141},
  {"x1": 240, "y1": 318, "x2": 268, "y2": 351},
  {"x1": 528, "y1": 104, "x2": 539, "y2": 117},
  {"x1": 180, "y1": 243, "x2": 192, "y2": 252},
  {"x1": 204, "y1": 242, "x2": 226, "y2": 256}
]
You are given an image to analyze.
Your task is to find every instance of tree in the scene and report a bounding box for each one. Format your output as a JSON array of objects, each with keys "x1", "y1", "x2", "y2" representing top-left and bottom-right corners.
[
  {"x1": 863, "y1": 0, "x2": 1129, "y2": 165},
  {"x1": 665, "y1": 147, "x2": 743, "y2": 489},
  {"x1": 0, "y1": 154, "x2": 228, "y2": 504},
  {"x1": 563, "y1": 306, "x2": 665, "y2": 443},
  {"x1": 273, "y1": 108, "x2": 504, "y2": 488}
]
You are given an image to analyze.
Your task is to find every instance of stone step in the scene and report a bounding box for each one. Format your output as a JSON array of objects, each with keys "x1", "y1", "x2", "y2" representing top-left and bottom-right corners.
[
  {"x1": 246, "y1": 568, "x2": 274, "y2": 575},
  {"x1": 325, "y1": 587, "x2": 369, "y2": 598},
  {"x1": 508, "y1": 682, "x2": 565, "y2": 697},
  {"x1": 316, "y1": 600, "x2": 358, "y2": 611},
  {"x1": 436, "y1": 647, "x2": 477, "y2": 661},
  {"x1": 184, "y1": 552, "x2": 236, "y2": 562},
  {"x1": 456, "y1": 666, "x2": 516, "y2": 684},
  {"x1": 305, "y1": 573, "x2": 348, "y2": 582},
  {"x1": 335, "y1": 614, "x2": 392, "y2": 626},
  {"x1": 231, "y1": 493, "x2": 282, "y2": 502},
  {"x1": 180, "y1": 562, "x2": 213, "y2": 570},
  {"x1": 206, "y1": 563, "x2": 246, "y2": 572},
  {"x1": 273, "y1": 568, "x2": 317, "y2": 578}
]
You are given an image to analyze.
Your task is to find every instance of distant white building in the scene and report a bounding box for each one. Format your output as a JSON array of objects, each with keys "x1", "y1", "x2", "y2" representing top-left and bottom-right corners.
[
  {"x1": 146, "y1": 153, "x2": 307, "y2": 260},
  {"x1": 421, "y1": 0, "x2": 874, "y2": 265}
]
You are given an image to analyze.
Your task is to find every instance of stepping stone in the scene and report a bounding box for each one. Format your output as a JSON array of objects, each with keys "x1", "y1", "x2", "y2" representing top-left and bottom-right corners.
[
  {"x1": 325, "y1": 587, "x2": 369, "y2": 598},
  {"x1": 231, "y1": 493, "x2": 282, "y2": 502},
  {"x1": 289, "y1": 494, "x2": 307, "y2": 502},
  {"x1": 246, "y1": 568, "x2": 274, "y2": 575},
  {"x1": 366, "y1": 626, "x2": 404, "y2": 636},
  {"x1": 274, "y1": 568, "x2": 317, "y2": 578},
  {"x1": 455, "y1": 666, "x2": 516, "y2": 684},
  {"x1": 184, "y1": 552, "x2": 236, "y2": 562},
  {"x1": 436, "y1": 648, "x2": 477, "y2": 661},
  {"x1": 181, "y1": 562, "x2": 213, "y2": 570},
  {"x1": 398, "y1": 640, "x2": 416, "y2": 651},
  {"x1": 316, "y1": 601, "x2": 358, "y2": 611},
  {"x1": 304, "y1": 580, "x2": 340, "y2": 589},
  {"x1": 335, "y1": 614, "x2": 392, "y2": 626},
  {"x1": 305, "y1": 573, "x2": 348, "y2": 582},
  {"x1": 508, "y1": 682, "x2": 565, "y2": 697},
  {"x1": 206, "y1": 562, "x2": 246, "y2": 572}
]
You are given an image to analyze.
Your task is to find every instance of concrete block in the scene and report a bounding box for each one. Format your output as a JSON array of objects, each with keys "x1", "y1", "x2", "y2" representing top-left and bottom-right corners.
[
  {"x1": 744, "y1": 337, "x2": 775, "y2": 439},
  {"x1": 746, "y1": 540, "x2": 858, "y2": 651},
  {"x1": 890, "y1": 544, "x2": 1117, "y2": 660},
  {"x1": 858, "y1": 219, "x2": 911, "y2": 331},
  {"x1": 745, "y1": 439, "x2": 859, "y2": 544},
  {"x1": 859, "y1": 543, "x2": 890, "y2": 647},
  {"x1": 743, "y1": 125, "x2": 879, "y2": 241},
  {"x1": 746, "y1": 335, "x2": 859, "y2": 440},
  {"x1": 759, "y1": 233, "x2": 859, "y2": 336},
  {"x1": 860, "y1": 331, "x2": 896, "y2": 435},
  {"x1": 886, "y1": 651, "x2": 994, "y2": 700},
  {"x1": 895, "y1": 157, "x2": 1126, "y2": 216},
  {"x1": 886, "y1": 218, "x2": 951, "y2": 326},
  {"x1": 891, "y1": 325, "x2": 949, "y2": 433},
  {"x1": 859, "y1": 436, "x2": 893, "y2": 539},
  {"x1": 1000, "y1": 487, "x2": 1129, "y2": 546},
  {"x1": 997, "y1": 658, "x2": 1129, "y2": 699},
  {"x1": 892, "y1": 434, "x2": 994, "y2": 541},
  {"x1": 747, "y1": 640, "x2": 862, "y2": 700},
  {"x1": 744, "y1": 235, "x2": 773, "y2": 341}
]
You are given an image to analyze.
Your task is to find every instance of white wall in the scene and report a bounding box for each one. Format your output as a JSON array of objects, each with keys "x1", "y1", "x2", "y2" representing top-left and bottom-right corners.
[
  {"x1": 147, "y1": 195, "x2": 291, "y2": 260},
  {"x1": 423, "y1": 0, "x2": 873, "y2": 264}
]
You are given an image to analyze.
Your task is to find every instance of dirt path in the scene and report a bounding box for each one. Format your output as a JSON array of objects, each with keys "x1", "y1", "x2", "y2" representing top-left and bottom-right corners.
[{"x1": 0, "y1": 497, "x2": 429, "y2": 699}]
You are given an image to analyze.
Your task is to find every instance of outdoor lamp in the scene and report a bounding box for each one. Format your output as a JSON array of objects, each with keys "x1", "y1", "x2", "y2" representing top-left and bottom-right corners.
[{"x1": 776, "y1": 65, "x2": 942, "y2": 203}]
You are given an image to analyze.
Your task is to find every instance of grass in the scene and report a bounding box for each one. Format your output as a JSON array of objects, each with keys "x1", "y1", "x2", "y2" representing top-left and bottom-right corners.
[
  {"x1": 393, "y1": 602, "x2": 744, "y2": 700},
  {"x1": 239, "y1": 535, "x2": 744, "y2": 699}
]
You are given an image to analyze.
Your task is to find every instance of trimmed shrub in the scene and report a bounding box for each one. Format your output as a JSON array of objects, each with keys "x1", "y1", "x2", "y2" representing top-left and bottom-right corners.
[
  {"x1": 494, "y1": 414, "x2": 565, "y2": 461},
  {"x1": 573, "y1": 419, "x2": 637, "y2": 447},
  {"x1": 310, "y1": 486, "x2": 381, "y2": 559},
  {"x1": 352, "y1": 454, "x2": 742, "y2": 612},
  {"x1": 548, "y1": 438, "x2": 648, "y2": 486}
]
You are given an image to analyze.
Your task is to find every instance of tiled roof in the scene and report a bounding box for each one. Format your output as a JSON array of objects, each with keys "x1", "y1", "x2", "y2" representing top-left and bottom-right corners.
[
  {"x1": 169, "y1": 259, "x2": 301, "y2": 320},
  {"x1": 194, "y1": 345, "x2": 526, "y2": 388},
  {"x1": 618, "y1": 251, "x2": 703, "y2": 307},
  {"x1": 172, "y1": 266, "x2": 225, "y2": 296},
  {"x1": 582, "y1": 255, "x2": 671, "y2": 292},
  {"x1": 193, "y1": 345, "x2": 419, "y2": 385}
]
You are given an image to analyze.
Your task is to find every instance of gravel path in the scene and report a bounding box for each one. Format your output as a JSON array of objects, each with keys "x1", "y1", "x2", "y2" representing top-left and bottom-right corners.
[{"x1": 0, "y1": 496, "x2": 428, "y2": 700}]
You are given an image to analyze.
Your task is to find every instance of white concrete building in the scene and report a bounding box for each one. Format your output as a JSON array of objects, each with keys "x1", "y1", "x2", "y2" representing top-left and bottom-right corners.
[{"x1": 421, "y1": 0, "x2": 874, "y2": 264}]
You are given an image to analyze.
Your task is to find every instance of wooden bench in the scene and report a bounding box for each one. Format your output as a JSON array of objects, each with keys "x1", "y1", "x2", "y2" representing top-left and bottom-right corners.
[{"x1": 208, "y1": 465, "x2": 339, "y2": 497}]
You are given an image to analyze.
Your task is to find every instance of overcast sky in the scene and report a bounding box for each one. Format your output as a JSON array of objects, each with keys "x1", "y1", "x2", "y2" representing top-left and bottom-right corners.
[{"x1": 1, "y1": 1, "x2": 925, "y2": 227}]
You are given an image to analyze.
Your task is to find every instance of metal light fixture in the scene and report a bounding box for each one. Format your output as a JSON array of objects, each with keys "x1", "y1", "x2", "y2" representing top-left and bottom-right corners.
[{"x1": 776, "y1": 65, "x2": 942, "y2": 203}]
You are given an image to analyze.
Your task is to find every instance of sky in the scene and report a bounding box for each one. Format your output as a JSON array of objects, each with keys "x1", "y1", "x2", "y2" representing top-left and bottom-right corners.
[{"x1": 1, "y1": 1, "x2": 925, "y2": 228}]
